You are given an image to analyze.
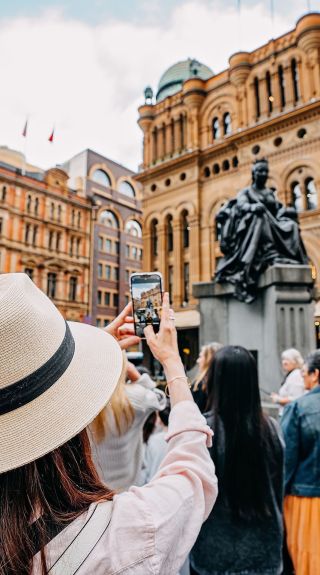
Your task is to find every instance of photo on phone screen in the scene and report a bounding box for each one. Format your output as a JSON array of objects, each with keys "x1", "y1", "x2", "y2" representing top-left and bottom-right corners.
[{"x1": 130, "y1": 273, "x2": 163, "y2": 338}]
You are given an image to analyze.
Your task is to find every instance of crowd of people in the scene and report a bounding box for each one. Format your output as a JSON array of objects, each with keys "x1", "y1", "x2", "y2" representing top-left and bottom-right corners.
[{"x1": 0, "y1": 272, "x2": 319, "y2": 574}]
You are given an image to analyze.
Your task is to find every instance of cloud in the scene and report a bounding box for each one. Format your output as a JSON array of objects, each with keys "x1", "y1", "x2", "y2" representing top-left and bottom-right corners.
[{"x1": 0, "y1": 1, "x2": 306, "y2": 173}]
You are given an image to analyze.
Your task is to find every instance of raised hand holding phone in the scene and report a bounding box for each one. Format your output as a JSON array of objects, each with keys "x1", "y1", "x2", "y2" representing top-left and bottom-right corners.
[{"x1": 144, "y1": 292, "x2": 193, "y2": 406}]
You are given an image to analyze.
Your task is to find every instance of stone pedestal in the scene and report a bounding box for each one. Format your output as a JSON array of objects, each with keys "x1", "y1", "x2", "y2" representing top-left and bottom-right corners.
[{"x1": 193, "y1": 265, "x2": 315, "y2": 394}]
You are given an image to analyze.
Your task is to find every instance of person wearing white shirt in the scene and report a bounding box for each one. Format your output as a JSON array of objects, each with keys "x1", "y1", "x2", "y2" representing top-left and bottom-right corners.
[{"x1": 271, "y1": 348, "x2": 305, "y2": 416}]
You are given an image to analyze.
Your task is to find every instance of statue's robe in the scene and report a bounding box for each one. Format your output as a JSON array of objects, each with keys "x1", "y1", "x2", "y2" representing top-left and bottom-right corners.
[{"x1": 215, "y1": 186, "x2": 308, "y2": 302}]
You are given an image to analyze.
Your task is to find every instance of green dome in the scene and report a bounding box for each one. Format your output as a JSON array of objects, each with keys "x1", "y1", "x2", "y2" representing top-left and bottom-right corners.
[{"x1": 156, "y1": 58, "x2": 213, "y2": 102}]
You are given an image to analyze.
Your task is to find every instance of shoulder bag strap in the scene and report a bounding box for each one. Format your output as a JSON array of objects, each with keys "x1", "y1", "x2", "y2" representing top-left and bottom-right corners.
[{"x1": 49, "y1": 501, "x2": 113, "y2": 575}]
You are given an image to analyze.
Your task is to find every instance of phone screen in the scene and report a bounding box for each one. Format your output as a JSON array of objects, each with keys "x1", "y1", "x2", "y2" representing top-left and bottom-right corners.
[{"x1": 131, "y1": 273, "x2": 162, "y2": 337}]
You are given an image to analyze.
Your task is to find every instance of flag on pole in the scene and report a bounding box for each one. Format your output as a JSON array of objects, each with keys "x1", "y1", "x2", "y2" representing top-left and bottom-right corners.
[
  {"x1": 22, "y1": 120, "x2": 28, "y2": 138},
  {"x1": 48, "y1": 127, "x2": 55, "y2": 143}
]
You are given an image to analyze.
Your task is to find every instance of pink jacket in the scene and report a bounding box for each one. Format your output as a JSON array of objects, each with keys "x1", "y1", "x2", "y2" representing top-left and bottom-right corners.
[{"x1": 33, "y1": 401, "x2": 218, "y2": 574}]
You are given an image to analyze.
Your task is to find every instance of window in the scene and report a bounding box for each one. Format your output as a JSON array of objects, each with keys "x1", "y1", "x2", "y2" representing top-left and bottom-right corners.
[
  {"x1": 166, "y1": 215, "x2": 174, "y2": 252},
  {"x1": 69, "y1": 237, "x2": 74, "y2": 256},
  {"x1": 168, "y1": 265, "x2": 174, "y2": 303},
  {"x1": 104, "y1": 319, "x2": 110, "y2": 327},
  {"x1": 213, "y1": 163, "x2": 220, "y2": 175},
  {"x1": 305, "y1": 178, "x2": 318, "y2": 211},
  {"x1": 291, "y1": 58, "x2": 300, "y2": 103},
  {"x1": 125, "y1": 295, "x2": 129, "y2": 305},
  {"x1": 26, "y1": 195, "x2": 32, "y2": 212},
  {"x1": 119, "y1": 181, "x2": 135, "y2": 198},
  {"x1": 98, "y1": 263, "x2": 103, "y2": 278},
  {"x1": 96, "y1": 318, "x2": 102, "y2": 328},
  {"x1": 132, "y1": 247, "x2": 138, "y2": 260},
  {"x1": 25, "y1": 223, "x2": 30, "y2": 244},
  {"x1": 24, "y1": 268, "x2": 33, "y2": 280},
  {"x1": 114, "y1": 241, "x2": 120, "y2": 255},
  {"x1": 252, "y1": 144, "x2": 260, "y2": 155},
  {"x1": 297, "y1": 128, "x2": 307, "y2": 139},
  {"x1": 77, "y1": 211, "x2": 81, "y2": 229},
  {"x1": 71, "y1": 209, "x2": 75, "y2": 227},
  {"x1": 32, "y1": 226, "x2": 38, "y2": 247},
  {"x1": 125, "y1": 220, "x2": 142, "y2": 237},
  {"x1": 113, "y1": 267, "x2": 119, "y2": 281},
  {"x1": 47, "y1": 273, "x2": 57, "y2": 299},
  {"x1": 57, "y1": 205, "x2": 62, "y2": 222},
  {"x1": 126, "y1": 245, "x2": 130, "y2": 258},
  {"x1": 113, "y1": 293, "x2": 119, "y2": 308},
  {"x1": 98, "y1": 236, "x2": 103, "y2": 250},
  {"x1": 151, "y1": 219, "x2": 158, "y2": 257},
  {"x1": 165, "y1": 178, "x2": 171, "y2": 187},
  {"x1": 92, "y1": 169, "x2": 111, "y2": 187},
  {"x1": 105, "y1": 239, "x2": 112, "y2": 253},
  {"x1": 266, "y1": 71, "x2": 273, "y2": 113},
  {"x1": 99, "y1": 210, "x2": 119, "y2": 229},
  {"x1": 223, "y1": 113, "x2": 232, "y2": 136},
  {"x1": 222, "y1": 159, "x2": 230, "y2": 171},
  {"x1": 183, "y1": 262, "x2": 190, "y2": 303},
  {"x1": 76, "y1": 238, "x2": 81, "y2": 257},
  {"x1": 212, "y1": 117, "x2": 220, "y2": 140},
  {"x1": 34, "y1": 198, "x2": 39, "y2": 216},
  {"x1": 138, "y1": 248, "x2": 143, "y2": 261},
  {"x1": 56, "y1": 232, "x2": 61, "y2": 252},
  {"x1": 204, "y1": 167, "x2": 210, "y2": 178},
  {"x1": 1, "y1": 186, "x2": 7, "y2": 201},
  {"x1": 232, "y1": 156, "x2": 239, "y2": 168},
  {"x1": 69, "y1": 277, "x2": 77, "y2": 302},
  {"x1": 182, "y1": 211, "x2": 189, "y2": 249},
  {"x1": 105, "y1": 265, "x2": 111, "y2": 280},
  {"x1": 97, "y1": 290, "x2": 102, "y2": 305},
  {"x1": 254, "y1": 77, "x2": 260, "y2": 118},
  {"x1": 278, "y1": 65, "x2": 286, "y2": 108},
  {"x1": 50, "y1": 202, "x2": 55, "y2": 220},
  {"x1": 291, "y1": 181, "x2": 303, "y2": 212},
  {"x1": 48, "y1": 230, "x2": 54, "y2": 251},
  {"x1": 104, "y1": 292, "x2": 110, "y2": 306},
  {"x1": 125, "y1": 269, "x2": 130, "y2": 282}
]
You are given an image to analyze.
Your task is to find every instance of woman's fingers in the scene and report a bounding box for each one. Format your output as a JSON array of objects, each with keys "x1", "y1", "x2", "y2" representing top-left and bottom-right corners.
[{"x1": 118, "y1": 335, "x2": 140, "y2": 350}]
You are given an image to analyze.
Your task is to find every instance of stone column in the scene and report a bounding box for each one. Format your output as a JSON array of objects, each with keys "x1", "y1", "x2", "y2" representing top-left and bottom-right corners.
[
  {"x1": 283, "y1": 64, "x2": 295, "y2": 108},
  {"x1": 271, "y1": 69, "x2": 281, "y2": 113},
  {"x1": 189, "y1": 215, "x2": 200, "y2": 303},
  {"x1": 165, "y1": 122, "x2": 172, "y2": 157},
  {"x1": 143, "y1": 231, "x2": 152, "y2": 271},
  {"x1": 158, "y1": 224, "x2": 167, "y2": 287},
  {"x1": 158, "y1": 125, "x2": 165, "y2": 161},
  {"x1": 173, "y1": 221, "x2": 183, "y2": 307},
  {"x1": 248, "y1": 82, "x2": 258, "y2": 123},
  {"x1": 151, "y1": 129, "x2": 157, "y2": 164},
  {"x1": 259, "y1": 76, "x2": 269, "y2": 118},
  {"x1": 143, "y1": 127, "x2": 151, "y2": 168}
]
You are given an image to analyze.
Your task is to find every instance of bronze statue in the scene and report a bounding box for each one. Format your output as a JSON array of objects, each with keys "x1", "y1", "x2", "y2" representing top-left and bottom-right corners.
[{"x1": 214, "y1": 158, "x2": 308, "y2": 303}]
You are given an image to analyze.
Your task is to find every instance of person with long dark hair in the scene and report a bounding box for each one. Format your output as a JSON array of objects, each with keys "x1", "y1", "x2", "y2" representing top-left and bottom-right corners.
[
  {"x1": 190, "y1": 345, "x2": 284, "y2": 575},
  {"x1": 0, "y1": 274, "x2": 217, "y2": 575},
  {"x1": 281, "y1": 349, "x2": 320, "y2": 574}
]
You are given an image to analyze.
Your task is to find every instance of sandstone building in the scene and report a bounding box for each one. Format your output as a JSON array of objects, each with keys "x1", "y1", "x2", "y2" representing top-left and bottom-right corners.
[
  {"x1": 136, "y1": 12, "x2": 320, "y2": 359},
  {"x1": 0, "y1": 146, "x2": 91, "y2": 322}
]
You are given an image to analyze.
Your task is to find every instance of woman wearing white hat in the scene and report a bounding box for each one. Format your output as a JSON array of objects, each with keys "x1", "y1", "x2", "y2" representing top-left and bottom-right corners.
[{"x1": 0, "y1": 273, "x2": 217, "y2": 575}]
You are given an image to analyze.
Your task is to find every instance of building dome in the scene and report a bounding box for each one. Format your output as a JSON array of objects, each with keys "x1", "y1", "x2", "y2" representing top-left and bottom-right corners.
[{"x1": 156, "y1": 58, "x2": 213, "y2": 102}]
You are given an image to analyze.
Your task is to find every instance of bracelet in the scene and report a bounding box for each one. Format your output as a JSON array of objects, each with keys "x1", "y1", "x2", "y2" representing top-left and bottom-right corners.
[{"x1": 165, "y1": 376, "x2": 192, "y2": 397}]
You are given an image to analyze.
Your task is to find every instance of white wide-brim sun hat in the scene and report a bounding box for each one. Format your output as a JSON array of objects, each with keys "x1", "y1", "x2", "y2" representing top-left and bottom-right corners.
[{"x1": 0, "y1": 273, "x2": 124, "y2": 473}]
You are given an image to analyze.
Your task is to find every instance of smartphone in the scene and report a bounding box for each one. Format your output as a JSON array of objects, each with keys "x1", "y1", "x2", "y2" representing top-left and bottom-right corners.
[{"x1": 130, "y1": 272, "x2": 163, "y2": 338}]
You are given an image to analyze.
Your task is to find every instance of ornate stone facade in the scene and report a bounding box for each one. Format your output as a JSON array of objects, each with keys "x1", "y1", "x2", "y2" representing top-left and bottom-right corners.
[
  {"x1": 136, "y1": 13, "x2": 320, "y2": 349},
  {"x1": 0, "y1": 148, "x2": 91, "y2": 321}
]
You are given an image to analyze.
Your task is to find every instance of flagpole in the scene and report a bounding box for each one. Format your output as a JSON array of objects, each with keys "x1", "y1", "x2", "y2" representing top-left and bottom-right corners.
[{"x1": 237, "y1": 0, "x2": 242, "y2": 51}]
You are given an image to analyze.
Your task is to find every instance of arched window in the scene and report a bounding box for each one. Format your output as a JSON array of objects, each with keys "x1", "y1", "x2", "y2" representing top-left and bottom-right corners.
[
  {"x1": 125, "y1": 219, "x2": 142, "y2": 237},
  {"x1": 1, "y1": 186, "x2": 7, "y2": 201},
  {"x1": 57, "y1": 205, "x2": 62, "y2": 222},
  {"x1": 50, "y1": 202, "x2": 55, "y2": 220},
  {"x1": 222, "y1": 159, "x2": 230, "y2": 171},
  {"x1": 232, "y1": 156, "x2": 239, "y2": 168},
  {"x1": 212, "y1": 117, "x2": 220, "y2": 140},
  {"x1": 99, "y1": 210, "x2": 119, "y2": 228},
  {"x1": 34, "y1": 198, "x2": 39, "y2": 216},
  {"x1": 223, "y1": 112, "x2": 232, "y2": 136},
  {"x1": 26, "y1": 195, "x2": 32, "y2": 213},
  {"x1": 291, "y1": 59, "x2": 300, "y2": 103},
  {"x1": 291, "y1": 181, "x2": 303, "y2": 212},
  {"x1": 152, "y1": 128, "x2": 158, "y2": 163},
  {"x1": 278, "y1": 65, "x2": 286, "y2": 108},
  {"x1": 305, "y1": 178, "x2": 318, "y2": 210},
  {"x1": 266, "y1": 71, "x2": 273, "y2": 113},
  {"x1": 181, "y1": 211, "x2": 190, "y2": 249},
  {"x1": 92, "y1": 169, "x2": 111, "y2": 187},
  {"x1": 119, "y1": 180, "x2": 135, "y2": 198},
  {"x1": 254, "y1": 77, "x2": 260, "y2": 118},
  {"x1": 166, "y1": 215, "x2": 174, "y2": 252},
  {"x1": 151, "y1": 219, "x2": 158, "y2": 257}
]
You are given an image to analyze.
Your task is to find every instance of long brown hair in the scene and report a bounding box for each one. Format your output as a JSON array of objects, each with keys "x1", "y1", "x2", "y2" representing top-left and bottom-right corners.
[{"x1": 0, "y1": 429, "x2": 114, "y2": 575}]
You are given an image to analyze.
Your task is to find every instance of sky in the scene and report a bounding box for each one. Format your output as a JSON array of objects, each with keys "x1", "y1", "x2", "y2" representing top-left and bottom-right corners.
[{"x1": 0, "y1": 0, "x2": 317, "y2": 173}]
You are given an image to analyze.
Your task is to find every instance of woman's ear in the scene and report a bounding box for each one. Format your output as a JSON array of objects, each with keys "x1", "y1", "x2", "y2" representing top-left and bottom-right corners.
[{"x1": 314, "y1": 368, "x2": 320, "y2": 383}]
